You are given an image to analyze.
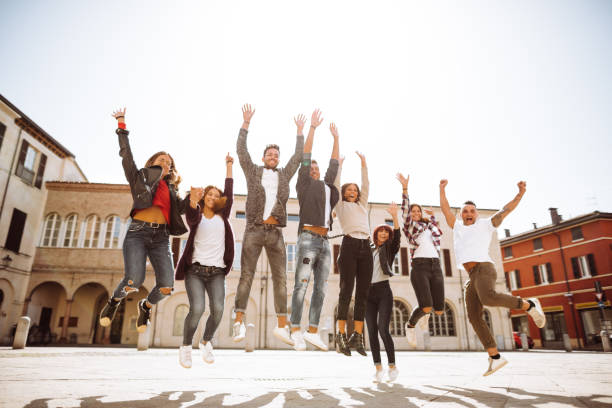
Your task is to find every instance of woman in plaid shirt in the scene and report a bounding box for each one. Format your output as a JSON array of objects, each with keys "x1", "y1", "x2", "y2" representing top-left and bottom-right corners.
[{"x1": 396, "y1": 173, "x2": 444, "y2": 348}]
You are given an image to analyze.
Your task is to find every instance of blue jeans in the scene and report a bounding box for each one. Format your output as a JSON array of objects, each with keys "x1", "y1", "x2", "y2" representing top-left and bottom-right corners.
[
  {"x1": 183, "y1": 264, "x2": 226, "y2": 345},
  {"x1": 290, "y1": 231, "x2": 331, "y2": 328},
  {"x1": 112, "y1": 221, "x2": 174, "y2": 305}
]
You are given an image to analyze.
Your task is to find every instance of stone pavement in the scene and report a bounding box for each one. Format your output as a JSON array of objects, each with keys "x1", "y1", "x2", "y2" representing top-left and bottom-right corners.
[{"x1": 1, "y1": 347, "x2": 611, "y2": 407}]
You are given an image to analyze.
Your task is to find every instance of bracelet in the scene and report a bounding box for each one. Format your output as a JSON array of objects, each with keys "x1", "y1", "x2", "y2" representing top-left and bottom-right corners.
[{"x1": 116, "y1": 116, "x2": 124, "y2": 119}]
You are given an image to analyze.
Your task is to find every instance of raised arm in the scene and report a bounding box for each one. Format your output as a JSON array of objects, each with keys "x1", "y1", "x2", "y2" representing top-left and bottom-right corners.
[
  {"x1": 222, "y1": 154, "x2": 235, "y2": 219},
  {"x1": 303, "y1": 109, "x2": 321, "y2": 154},
  {"x1": 236, "y1": 104, "x2": 256, "y2": 174},
  {"x1": 356, "y1": 151, "x2": 369, "y2": 205},
  {"x1": 324, "y1": 116, "x2": 339, "y2": 184},
  {"x1": 491, "y1": 181, "x2": 526, "y2": 227},
  {"x1": 396, "y1": 173, "x2": 411, "y2": 226},
  {"x1": 282, "y1": 114, "x2": 305, "y2": 180},
  {"x1": 296, "y1": 113, "x2": 312, "y2": 199},
  {"x1": 387, "y1": 202, "x2": 402, "y2": 255},
  {"x1": 331, "y1": 123, "x2": 343, "y2": 191},
  {"x1": 439, "y1": 179, "x2": 455, "y2": 228},
  {"x1": 186, "y1": 187, "x2": 204, "y2": 226},
  {"x1": 113, "y1": 108, "x2": 140, "y2": 186}
]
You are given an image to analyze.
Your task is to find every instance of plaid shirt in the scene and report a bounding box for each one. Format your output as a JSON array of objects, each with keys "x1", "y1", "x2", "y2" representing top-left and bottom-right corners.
[{"x1": 401, "y1": 192, "x2": 442, "y2": 258}]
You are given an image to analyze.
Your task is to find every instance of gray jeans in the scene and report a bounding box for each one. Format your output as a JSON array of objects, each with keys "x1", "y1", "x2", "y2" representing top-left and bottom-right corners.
[
  {"x1": 465, "y1": 262, "x2": 523, "y2": 349},
  {"x1": 235, "y1": 224, "x2": 287, "y2": 316}
]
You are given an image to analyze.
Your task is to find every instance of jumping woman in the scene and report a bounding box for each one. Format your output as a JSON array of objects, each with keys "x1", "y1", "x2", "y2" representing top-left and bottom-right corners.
[
  {"x1": 100, "y1": 108, "x2": 188, "y2": 333},
  {"x1": 366, "y1": 202, "x2": 401, "y2": 382},
  {"x1": 334, "y1": 147, "x2": 371, "y2": 356},
  {"x1": 396, "y1": 173, "x2": 444, "y2": 348},
  {"x1": 175, "y1": 154, "x2": 234, "y2": 368}
]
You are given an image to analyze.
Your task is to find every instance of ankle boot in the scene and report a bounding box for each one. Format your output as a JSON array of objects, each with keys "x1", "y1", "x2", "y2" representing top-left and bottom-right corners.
[
  {"x1": 337, "y1": 332, "x2": 351, "y2": 356},
  {"x1": 348, "y1": 332, "x2": 367, "y2": 356}
]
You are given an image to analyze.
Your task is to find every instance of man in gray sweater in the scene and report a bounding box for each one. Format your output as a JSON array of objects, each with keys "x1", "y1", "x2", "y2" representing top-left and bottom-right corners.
[{"x1": 233, "y1": 104, "x2": 304, "y2": 346}]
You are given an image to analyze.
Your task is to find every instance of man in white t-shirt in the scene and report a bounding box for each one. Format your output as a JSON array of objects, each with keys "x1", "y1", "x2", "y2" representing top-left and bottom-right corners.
[{"x1": 440, "y1": 179, "x2": 546, "y2": 376}]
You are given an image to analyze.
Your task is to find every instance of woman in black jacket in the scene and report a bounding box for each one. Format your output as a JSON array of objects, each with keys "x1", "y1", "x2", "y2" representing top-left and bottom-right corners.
[
  {"x1": 365, "y1": 202, "x2": 401, "y2": 383},
  {"x1": 99, "y1": 107, "x2": 188, "y2": 333}
]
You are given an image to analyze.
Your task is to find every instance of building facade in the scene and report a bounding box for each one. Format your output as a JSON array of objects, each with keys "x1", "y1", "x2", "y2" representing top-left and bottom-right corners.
[
  {"x1": 500, "y1": 208, "x2": 612, "y2": 349},
  {"x1": 24, "y1": 181, "x2": 515, "y2": 352},
  {"x1": 0, "y1": 95, "x2": 87, "y2": 344}
]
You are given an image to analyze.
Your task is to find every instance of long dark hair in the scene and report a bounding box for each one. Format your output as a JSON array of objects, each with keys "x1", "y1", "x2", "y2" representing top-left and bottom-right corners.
[
  {"x1": 373, "y1": 224, "x2": 393, "y2": 247},
  {"x1": 145, "y1": 151, "x2": 181, "y2": 188},
  {"x1": 341, "y1": 183, "x2": 361, "y2": 202},
  {"x1": 409, "y1": 203, "x2": 430, "y2": 223}
]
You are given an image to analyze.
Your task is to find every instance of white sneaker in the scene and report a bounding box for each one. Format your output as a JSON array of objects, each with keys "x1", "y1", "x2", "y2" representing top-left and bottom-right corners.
[
  {"x1": 526, "y1": 298, "x2": 546, "y2": 328},
  {"x1": 199, "y1": 341, "x2": 214, "y2": 364},
  {"x1": 179, "y1": 345, "x2": 192, "y2": 369},
  {"x1": 418, "y1": 313, "x2": 430, "y2": 331},
  {"x1": 405, "y1": 323, "x2": 417, "y2": 348},
  {"x1": 373, "y1": 368, "x2": 384, "y2": 383},
  {"x1": 232, "y1": 322, "x2": 246, "y2": 342},
  {"x1": 273, "y1": 326, "x2": 294, "y2": 346},
  {"x1": 483, "y1": 356, "x2": 508, "y2": 376},
  {"x1": 291, "y1": 331, "x2": 307, "y2": 351},
  {"x1": 303, "y1": 331, "x2": 329, "y2": 351},
  {"x1": 388, "y1": 366, "x2": 399, "y2": 382}
]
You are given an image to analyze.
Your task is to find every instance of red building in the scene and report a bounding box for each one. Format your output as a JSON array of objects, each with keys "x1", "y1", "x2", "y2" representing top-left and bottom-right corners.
[{"x1": 500, "y1": 209, "x2": 612, "y2": 350}]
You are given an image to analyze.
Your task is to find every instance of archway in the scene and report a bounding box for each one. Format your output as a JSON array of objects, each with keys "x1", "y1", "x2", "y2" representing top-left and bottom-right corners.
[
  {"x1": 27, "y1": 281, "x2": 68, "y2": 345},
  {"x1": 72, "y1": 283, "x2": 109, "y2": 344}
]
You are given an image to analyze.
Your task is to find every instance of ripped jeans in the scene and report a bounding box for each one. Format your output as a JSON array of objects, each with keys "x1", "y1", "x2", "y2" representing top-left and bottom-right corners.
[
  {"x1": 290, "y1": 231, "x2": 331, "y2": 328},
  {"x1": 111, "y1": 220, "x2": 174, "y2": 305}
]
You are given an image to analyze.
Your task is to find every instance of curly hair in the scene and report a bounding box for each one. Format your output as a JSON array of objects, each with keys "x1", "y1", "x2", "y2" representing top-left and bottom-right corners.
[
  {"x1": 145, "y1": 151, "x2": 181, "y2": 188},
  {"x1": 199, "y1": 185, "x2": 227, "y2": 213},
  {"x1": 341, "y1": 183, "x2": 361, "y2": 203}
]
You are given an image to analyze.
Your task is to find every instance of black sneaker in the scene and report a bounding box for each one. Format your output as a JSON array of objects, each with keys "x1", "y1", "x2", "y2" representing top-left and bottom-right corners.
[
  {"x1": 337, "y1": 332, "x2": 351, "y2": 356},
  {"x1": 99, "y1": 298, "x2": 120, "y2": 327},
  {"x1": 137, "y1": 299, "x2": 151, "y2": 333},
  {"x1": 348, "y1": 332, "x2": 367, "y2": 356}
]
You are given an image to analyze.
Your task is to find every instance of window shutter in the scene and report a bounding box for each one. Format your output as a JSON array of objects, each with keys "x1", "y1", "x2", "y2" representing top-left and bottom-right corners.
[
  {"x1": 172, "y1": 237, "x2": 180, "y2": 266},
  {"x1": 546, "y1": 262, "x2": 554, "y2": 283},
  {"x1": 333, "y1": 244, "x2": 339, "y2": 274},
  {"x1": 5, "y1": 209, "x2": 27, "y2": 253},
  {"x1": 15, "y1": 140, "x2": 29, "y2": 177},
  {"x1": 516, "y1": 269, "x2": 522, "y2": 288},
  {"x1": 443, "y1": 248, "x2": 452, "y2": 277},
  {"x1": 400, "y1": 247, "x2": 409, "y2": 276},
  {"x1": 587, "y1": 254, "x2": 597, "y2": 276},
  {"x1": 504, "y1": 272, "x2": 510, "y2": 291},
  {"x1": 532, "y1": 265, "x2": 541, "y2": 285},
  {"x1": 34, "y1": 153, "x2": 47, "y2": 189},
  {"x1": 570, "y1": 257, "x2": 581, "y2": 278},
  {"x1": 0, "y1": 121, "x2": 6, "y2": 151}
]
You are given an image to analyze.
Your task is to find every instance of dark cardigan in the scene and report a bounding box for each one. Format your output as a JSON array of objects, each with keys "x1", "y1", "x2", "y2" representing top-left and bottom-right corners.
[
  {"x1": 175, "y1": 178, "x2": 234, "y2": 280},
  {"x1": 375, "y1": 228, "x2": 402, "y2": 277}
]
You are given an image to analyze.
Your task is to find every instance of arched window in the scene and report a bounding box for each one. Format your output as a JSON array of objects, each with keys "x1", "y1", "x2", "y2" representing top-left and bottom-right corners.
[
  {"x1": 429, "y1": 302, "x2": 456, "y2": 336},
  {"x1": 173, "y1": 304, "x2": 189, "y2": 336},
  {"x1": 483, "y1": 309, "x2": 492, "y2": 331},
  {"x1": 390, "y1": 299, "x2": 410, "y2": 336},
  {"x1": 81, "y1": 215, "x2": 100, "y2": 248},
  {"x1": 104, "y1": 215, "x2": 122, "y2": 249},
  {"x1": 41, "y1": 213, "x2": 61, "y2": 247},
  {"x1": 63, "y1": 214, "x2": 79, "y2": 247}
]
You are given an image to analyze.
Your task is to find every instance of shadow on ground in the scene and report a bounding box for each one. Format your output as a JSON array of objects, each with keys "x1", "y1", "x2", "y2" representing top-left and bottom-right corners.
[{"x1": 22, "y1": 384, "x2": 611, "y2": 408}]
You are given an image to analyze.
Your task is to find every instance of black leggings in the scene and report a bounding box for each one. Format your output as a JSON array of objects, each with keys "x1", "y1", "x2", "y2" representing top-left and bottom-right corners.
[
  {"x1": 337, "y1": 235, "x2": 373, "y2": 321},
  {"x1": 408, "y1": 257, "x2": 445, "y2": 326},
  {"x1": 365, "y1": 280, "x2": 395, "y2": 365}
]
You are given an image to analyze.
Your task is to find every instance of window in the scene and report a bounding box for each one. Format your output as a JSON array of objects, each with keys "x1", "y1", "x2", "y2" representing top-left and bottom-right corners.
[
  {"x1": 62, "y1": 214, "x2": 79, "y2": 247},
  {"x1": 503, "y1": 246, "x2": 513, "y2": 258},
  {"x1": 236, "y1": 211, "x2": 246, "y2": 219},
  {"x1": 15, "y1": 140, "x2": 47, "y2": 188},
  {"x1": 286, "y1": 243, "x2": 297, "y2": 273},
  {"x1": 483, "y1": 309, "x2": 492, "y2": 330},
  {"x1": 392, "y1": 253, "x2": 400, "y2": 275},
  {"x1": 103, "y1": 215, "x2": 122, "y2": 248},
  {"x1": 287, "y1": 214, "x2": 299, "y2": 222},
  {"x1": 390, "y1": 300, "x2": 410, "y2": 336},
  {"x1": 5, "y1": 209, "x2": 27, "y2": 253},
  {"x1": 172, "y1": 304, "x2": 189, "y2": 336},
  {"x1": 571, "y1": 254, "x2": 597, "y2": 279},
  {"x1": 429, "y1": 303, "x2": 456, "y2": 336},
  {"x1": 532, "y1": 263, "x2": 553, "y2": 285},
  {"x1": 41, "y1": 213, "x2": 61, "y2": 247},
  {"x1": 0, "y1": 121, "x2": 6, "y2": 151},
  {"x1": 506, "y1": 270, "x2": 522, "y2": 290},
  {"x1": 385, "y1": 219, "x2": 394, "y2": 226},
  {"x1": 570, "y1": 227, "x2": 584, "y2": 241},
  {"x1": 442, "y1": 248, "x2": 452, "y2": 277},
  {"x1": 533, "y1": 238, "x2": 543, "y2": 251},
  {"x1": 233, "y1": 242, "x2": 242, "y2": 270},
  {"x1": 81, "y1": 215, "x2": 100, "y2": 248}
]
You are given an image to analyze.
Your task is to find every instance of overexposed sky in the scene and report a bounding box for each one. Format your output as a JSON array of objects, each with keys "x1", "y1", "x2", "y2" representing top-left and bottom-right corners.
[{"x1": 1, "y1": 0, "x2": 611, "y2": 236}]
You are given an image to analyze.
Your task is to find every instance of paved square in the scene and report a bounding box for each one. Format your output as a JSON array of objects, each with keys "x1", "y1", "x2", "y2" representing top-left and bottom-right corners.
[{"x1": 1, "y1": 347, "x2": 611, "y2": 407}]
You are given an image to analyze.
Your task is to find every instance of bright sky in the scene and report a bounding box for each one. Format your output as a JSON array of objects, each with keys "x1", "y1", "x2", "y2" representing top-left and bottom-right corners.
[{"x1": 1, "y1": 0, "x2": 611, "y2": 236}]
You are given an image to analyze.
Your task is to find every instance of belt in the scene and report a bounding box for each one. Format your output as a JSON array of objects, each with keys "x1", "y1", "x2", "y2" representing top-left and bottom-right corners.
[
  {"x1": 131, "y1": 219, "x2": 167, "y2": 229},
  {"x1": 301, "y1": 229, "x2": 328, "y2": 240},
  {"x1": 260, "y1": 223, "x2": 280, "y2": 230}
]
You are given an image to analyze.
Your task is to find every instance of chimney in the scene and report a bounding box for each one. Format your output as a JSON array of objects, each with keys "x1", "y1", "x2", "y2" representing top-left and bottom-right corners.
[
  {"x1": 549, "y1": 208, "x2": 562, "y2": 225},
  {"x1": 532, "y1": 223, "x2": 537, "y2": 229},
  {"x1": 504, "y1": 229, "x2": 511, "y2": 237}
]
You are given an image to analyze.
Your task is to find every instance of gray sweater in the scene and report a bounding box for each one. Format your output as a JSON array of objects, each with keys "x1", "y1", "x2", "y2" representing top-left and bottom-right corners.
[{"x1": 237, "y1": 128, "x2": 303, "y2": 228}]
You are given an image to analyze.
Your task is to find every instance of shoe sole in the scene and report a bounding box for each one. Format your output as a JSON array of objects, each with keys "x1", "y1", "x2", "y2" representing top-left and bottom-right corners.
[
  {"x1": 136, "y1": 324, "x2": 147, "y2": 333},
  {"x1": 483, "y1": 359, "x2": 508, "y2": 376},
  {"x1": 274, "y1": 332, "x2": 295, "y2": 346},
  {"x1": 529, "y1": 299, "x2": 546, "y2": 328},
  {"x1": 99, "y1": 317, "x2": 111, "y2": 327},
  {"x1": 179, "y1": 361, "x2": 192, "y2": 369},
  {"x1": 304, "y1": 337, "x2": 328, "y2": 351}
]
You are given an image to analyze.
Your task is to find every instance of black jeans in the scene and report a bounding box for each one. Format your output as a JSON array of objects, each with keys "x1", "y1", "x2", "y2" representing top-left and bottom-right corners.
[
  {"x1": 337, "y1": 235, "x2": 373, "y2": 321},
  {"x1": 408, "y1": 257, "x2": 445, "y2": 326},
  {"x1": 183, "y1": 264, "x2": 226, "y2": 345},
  {"x1": 365, "y1": 280, "x2": 395, "y2": 365}
]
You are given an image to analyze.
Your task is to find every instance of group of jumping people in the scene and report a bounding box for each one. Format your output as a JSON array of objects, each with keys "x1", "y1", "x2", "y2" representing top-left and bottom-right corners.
[{"x1": 98, "y1": 104, "x2": 547, "y2": 381}]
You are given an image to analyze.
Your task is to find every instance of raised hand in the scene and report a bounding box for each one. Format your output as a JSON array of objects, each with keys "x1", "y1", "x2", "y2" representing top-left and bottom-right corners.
[
  {"x1": 355, "y1": 151, "x2": 366, "y2": 167},
  {"x1": 396, "y1": 173, "x2": 409, "y2": 189},
  {"x1": 440, "y1": 179, "x2": 448, "y2": 189},
  {"x1": 294, "y1": 114, "x2": 307, "y2": 134},
  {"x1": 190, "y1": 186, "x2": 204, "y2": 203},
  {"x1": 424, "y1": 208, "x2": 434, "y2": 216},
  {"x1": 330, "y1": 122, "x2": 339, "y2": 139},
  {"x1": 226, "y1": 152, "x2": 234, "y2": 166},
  {"x1": 517, "y1": 181, "x2": 526, "y2": 195},
  {"x1": 242, "y1": 104, "x2": 255, "y2": 123},
  {"x1": 311, "y1": 109, "x2": 324, "y2": 128},
  {"x1": 386, "y1": 202, "x2": 399, "y2": 216},
  {"x1": 111, "y1": 107, "x2": 126, "y2": 121}
]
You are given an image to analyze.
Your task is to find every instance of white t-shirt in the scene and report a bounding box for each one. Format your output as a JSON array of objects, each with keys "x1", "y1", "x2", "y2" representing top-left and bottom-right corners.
[
  {"x1": 371, "y1": 249, "x2": 389, "y2": 283},
  {"x1": 413, "y1": 228, "x2": 439, "y2": 259},
  {"x1": 453, "y1": 217, "x2": 495, "y2": 268},
  {"x1": 261, "y1": 169, "x2": 279, "y2": 221},
  {"x1": 192, "y1": 214, "x2": 226, "y2": 268}
]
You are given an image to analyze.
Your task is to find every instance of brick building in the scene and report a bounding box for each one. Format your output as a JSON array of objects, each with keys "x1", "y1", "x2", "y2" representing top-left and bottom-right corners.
[{"x1": 500, "y1": 208, "x2": 612, "y2": 349}]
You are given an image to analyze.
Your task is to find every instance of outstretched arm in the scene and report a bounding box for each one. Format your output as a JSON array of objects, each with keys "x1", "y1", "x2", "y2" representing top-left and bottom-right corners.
[
  {"x1": 396, "y1": 173, "x2": 411, "y2": 226},
  {"x1": 237, "y1": 104, "x2": 256, "y2": 173},
  {"x1": 356, "y1": 151, "x2": 369, "y2": 205},
  {"x1": 282, "y1": 115, "x2": 305, "y2": 180},
  {"x1": 303, "y1": 109, "x2": 322, "y2": 154},
  {"x1": 324, "y1": 120, "x2": 339, "y2": 184},
  {"x1": 223, "y1": 153, "x2": 235, "y2": 219},
  {"x1": 491, "y1": 181, "x2": 526, "y2": 227},
  {"x1": 439, "y1": 179, "x2": 455, "y2": 228}
]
